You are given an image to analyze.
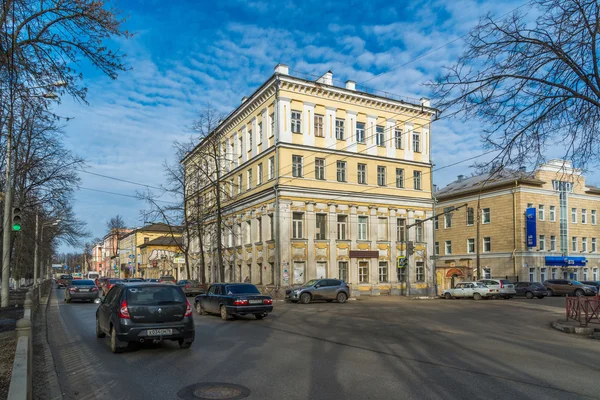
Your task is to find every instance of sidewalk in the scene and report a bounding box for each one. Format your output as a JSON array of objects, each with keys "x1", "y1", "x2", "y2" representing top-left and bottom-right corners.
[{"x1": 32, "y1": 292, "x2": 62, "y2": 400}]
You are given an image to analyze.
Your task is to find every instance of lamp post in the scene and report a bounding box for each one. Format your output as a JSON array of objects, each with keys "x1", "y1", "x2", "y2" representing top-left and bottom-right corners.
[{"x1": 34, "y1": 217, "x2": 60, "y2": 285}]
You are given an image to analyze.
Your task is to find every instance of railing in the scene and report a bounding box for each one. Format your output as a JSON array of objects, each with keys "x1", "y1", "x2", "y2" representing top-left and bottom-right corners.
[{"x1": 566, "y1": 295, "x2": 600, "y2": 327}]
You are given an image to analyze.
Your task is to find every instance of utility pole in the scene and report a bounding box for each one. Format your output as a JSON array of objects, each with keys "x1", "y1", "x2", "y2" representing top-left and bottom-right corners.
[
  {"x1": 33, "y1": 213, "x2": 39, "y2": 286},
  {"x1": 476, "y1": 195, "x2": 481, "y2": 281}
]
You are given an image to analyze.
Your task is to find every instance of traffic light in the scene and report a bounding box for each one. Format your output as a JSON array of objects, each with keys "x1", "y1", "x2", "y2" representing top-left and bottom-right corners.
[
  {"x1": 11, "y1": 207, "x2": 22, "y2": 231},
  {"x1": 407, "y1": 241, "x2": 415, "y2": 255}
]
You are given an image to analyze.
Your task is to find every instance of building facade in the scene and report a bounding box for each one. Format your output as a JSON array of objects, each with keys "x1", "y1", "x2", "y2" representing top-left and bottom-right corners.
[
  {"x1": 184, "y1": 64, "x2": 438, "y2": 296},
  {"x1": 91, "y1": 243, "x2": 103, "y2": 272},
  {"x1": 101, "y1": 229, "x2": 131, "y2": 278},
  {"x1": 434, "y1": 160, "x2": 600, "y2": 290},
  {"x1": 138, "y1": 236, "x2": 183, "y2": 279}
]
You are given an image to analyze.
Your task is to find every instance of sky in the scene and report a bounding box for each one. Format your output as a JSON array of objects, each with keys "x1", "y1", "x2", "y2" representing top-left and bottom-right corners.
[{"x1": 55, "y1": 0, "x2": 598, "y2": 252}]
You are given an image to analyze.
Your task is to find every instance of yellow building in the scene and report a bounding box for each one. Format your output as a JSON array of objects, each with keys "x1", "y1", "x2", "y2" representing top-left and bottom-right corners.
[
  {"x1": 138, "y1": 236, "x2": 183, "y2": 279},
  {"x1": 117, "y1": 223, "x2": 182, "y2": 278},
  {"x1": 434, "y1": 160, "x2": 600, "y2": 290},
  {"x1": 183, "y1": 64, "x2": 439, "y2": 296}
]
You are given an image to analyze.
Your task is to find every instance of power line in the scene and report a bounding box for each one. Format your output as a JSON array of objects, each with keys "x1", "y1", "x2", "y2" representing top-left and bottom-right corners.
[
  {"x1": 76, "y1": 169, "x2": 164, "y2": 191},
  {"x1": 78, "y1": 187, "x2": 179, "y2": 205}
]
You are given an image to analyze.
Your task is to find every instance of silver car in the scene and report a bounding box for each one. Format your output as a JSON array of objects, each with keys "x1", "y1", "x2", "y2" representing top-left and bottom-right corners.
[
  {"x1": 285, "y1": 279, "x2": 350, "y2": 304},
  {"x1": 442, "y1": 282, "x2": 494, "y2": 300},
  {"x1": 478, "y1": 279, "x2": 517, "y2": 299},
  {"x1": 64, "y1": 279, "x2": 99, "y2": 303}
]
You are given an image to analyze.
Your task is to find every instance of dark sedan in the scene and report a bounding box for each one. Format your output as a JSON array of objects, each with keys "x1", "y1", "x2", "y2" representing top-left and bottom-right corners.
[
  {"x1": 581, "y1": 281, "x2": 600, "y2": 290},
  {"x1": 194, "y1": 283, "x2": 273, "y2": 320},
  {"x1": 177, "y1": 280, "x2": 206, "y2": 296},
  {"x1": 64, "y1": 279, "x2": 99, "y2": 303},
  {"x1": 95, "y1": 282, "x2": 195, "y2": 353},
  {"x1": 513, "y1": 282, "x2": 548, "y2": 299}
]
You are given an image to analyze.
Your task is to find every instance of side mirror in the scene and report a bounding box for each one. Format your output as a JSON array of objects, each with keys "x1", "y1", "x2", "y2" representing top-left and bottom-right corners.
[
  {"x1": 315, "y1": 284, "x2": 321, "y2": 288},
  {"x1": 568, "y1": 282, "x2": 573, "y2": 285}
]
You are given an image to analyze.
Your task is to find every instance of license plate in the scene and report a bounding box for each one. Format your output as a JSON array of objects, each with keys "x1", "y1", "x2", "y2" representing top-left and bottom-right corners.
[
  {"x1": 147, "y1": 329, "x2": 172, "y2": 336},
  {"x1": 79, "y1": 289, "x2": 89, "y2": 292},
  {"x1": 249, "y1": 300, "x2": 262, "y2": 304}
]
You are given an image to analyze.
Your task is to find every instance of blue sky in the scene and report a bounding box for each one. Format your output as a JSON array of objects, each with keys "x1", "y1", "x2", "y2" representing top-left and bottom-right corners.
[{"x1": 56, "y1": 0, "x2": 596, "y2": 251}]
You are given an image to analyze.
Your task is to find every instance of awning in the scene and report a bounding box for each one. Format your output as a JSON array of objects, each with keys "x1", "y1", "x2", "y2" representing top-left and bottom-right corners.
[{"x1": 544, "y1": 256, "x2": 587, "y2": 267}]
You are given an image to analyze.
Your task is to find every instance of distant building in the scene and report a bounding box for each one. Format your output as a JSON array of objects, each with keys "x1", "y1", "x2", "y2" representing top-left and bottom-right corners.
[
  {"x1": 91, "y1": 243, "x2": 103, "y2": 272},
  {"x1": 138, "y1": 236, "x2": 183, "y2": 279},
  {"x1": 434, "y1": 160, "x2": 600, "y2": 290},
  {"x1": 102, "y1": 228, "x2": 132, "y2": 278}
]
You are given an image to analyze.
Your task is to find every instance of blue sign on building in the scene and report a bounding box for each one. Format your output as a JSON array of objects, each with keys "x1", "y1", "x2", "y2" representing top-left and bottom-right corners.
[{"x1": 526, "y1": 208, "x2": 537, "y2": 247}]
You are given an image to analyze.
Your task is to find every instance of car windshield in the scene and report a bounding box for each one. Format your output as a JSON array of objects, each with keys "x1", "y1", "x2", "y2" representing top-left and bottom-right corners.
[
  {"x1": 109, "y1": 279, "x2": 123, "y2": 284},
  {"x1": 126, "y1": 286, "x2": 186, "y2": 305},
  {"x1": 71, "y1": 280, "x2": 95, "y2": 285},
  {"x1": 128, "y1": 279, "x2": 143, "y2": 282},
  {"x1": 302, "y1": 279, "x2": 320, "y2": 287},
  {"x1": 531, "y1": 282, "x2": 545, "y2": 288},
  {"x1": 572, "y1": 280, "x2": 583, "y2": 285},
  {"x1": 160, "y1": 276, "x2": 175, "y2": 281},
  {"x1": 475, "y1": 283, "x2": 487, "y2": 288},
  {"x1": 60, "y1": 275, "x2": 72, "y2": 279},
  {"x1": 500, "y1": 280, "x2": 512, "y2": 284},
  {"x1": 224, "y1": 284, "x2": 260, "y2": 295}
]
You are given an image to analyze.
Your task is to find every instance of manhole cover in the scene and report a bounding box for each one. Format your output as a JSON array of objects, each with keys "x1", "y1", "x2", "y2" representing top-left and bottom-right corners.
[{"x1": 177, "y1": 383, "x2": 250, "y2": 400}]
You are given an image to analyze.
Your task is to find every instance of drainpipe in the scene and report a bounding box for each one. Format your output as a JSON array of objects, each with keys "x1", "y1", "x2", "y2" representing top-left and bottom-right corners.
[
  {"x1": 274, "y1": 75, "x2": 281, "y2": 293},
  {"x1": 513, "y1": 180, "x2": 518, "y2": 280}
]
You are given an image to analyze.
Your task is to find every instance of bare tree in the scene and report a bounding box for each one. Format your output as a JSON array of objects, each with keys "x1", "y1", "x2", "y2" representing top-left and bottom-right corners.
[
  {"x1": 106, "y1": 214, "x2": 126, "y2": 262},
  {"x1": 430, "y1": 0, "x2": 600, "y2": 169}
]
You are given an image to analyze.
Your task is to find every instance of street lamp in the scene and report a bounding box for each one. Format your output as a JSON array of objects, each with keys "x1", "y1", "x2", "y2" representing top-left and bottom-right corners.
[{"x1": 34, "y1": 217, "x2": 60, "y2": 285}]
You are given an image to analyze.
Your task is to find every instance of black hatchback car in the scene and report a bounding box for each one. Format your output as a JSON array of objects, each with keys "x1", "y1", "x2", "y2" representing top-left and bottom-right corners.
[
  {"x1": 95, "y1": 283, "x2": 195, "y2": 353},
  {"x1": 195, "y1": 283, "x2": 273, "y2": 320}
]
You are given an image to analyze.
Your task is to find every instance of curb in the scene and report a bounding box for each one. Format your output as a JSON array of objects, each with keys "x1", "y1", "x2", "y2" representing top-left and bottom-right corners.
[
  {"x1": 39, "y1": 289, "x2": 62, "y2": 400},
  {"x1": 551, "y1": 320, "x2": 598, "y2": 336}
]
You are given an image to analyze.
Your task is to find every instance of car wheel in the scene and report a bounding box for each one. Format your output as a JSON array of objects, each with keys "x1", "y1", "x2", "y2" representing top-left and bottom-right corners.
[
  {"x1": 300, "y1": 293, "x2": 312, "y2": 304},
  {"x1": 575, "y1": 289, "x2": 585, "y2": 297},
  {"x1": 444, "y1": 293, "x2": 452, "y2": 300},
  {"x1": 96, "y1": 318, "x2": 106, "y2": 338},
  {"x1": 255, "y1": 313, "x2": 265, "y2": 320},
  {"x1": 473, "y1": 293, "x2": 483, "y2": 300},
  {"x1": 195, "y1": 302, "x2": 205, "y2": 315},
  {"x1": 547, "y1": 288, "x2": 554, "y2": 297},
  {"x1": 336, "y1": 292, "x2": 348, "y2": 304},
  {"x1": 525, "y1": 291, "x2": 534, "y2": 299},
  {"x1": 220, "y1": 305, "x2": 230, "y2": 321},
  {"x1": 178, "y1": 339, "x2": 193, "y2": 349},
  {"x1": 110, "y1": 326, "x2": 126, "y2": 353}
]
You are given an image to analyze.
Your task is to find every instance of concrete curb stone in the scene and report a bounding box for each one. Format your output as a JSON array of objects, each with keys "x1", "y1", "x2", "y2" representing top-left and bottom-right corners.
[{"x1": 551, "y1": 320, "x2": 599, "y2": 337}]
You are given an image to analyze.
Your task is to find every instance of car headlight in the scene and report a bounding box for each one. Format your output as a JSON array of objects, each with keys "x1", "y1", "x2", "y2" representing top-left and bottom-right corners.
[{"x1": 293, "y1": 290, "x2": 300, "y2": 294}]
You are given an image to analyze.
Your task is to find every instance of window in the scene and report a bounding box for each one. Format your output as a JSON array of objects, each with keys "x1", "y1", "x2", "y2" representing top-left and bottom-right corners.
[
  {"x1": 336, "y1": 161, "x2": 347, "y2": 182},
  {"x1": 552, "y1": 268, "x2": 557, "y2": 279},
  {"x1": 248, "y1": 128, "x2": 253, "y2": 150},
  {"x1": 483, "y1": 237, "x2": 491, "y2": 252},
  {"x1": 257, "y1": 122, "x2": 262, "y2": 144},
  {"x1": 412, "y1": 132, "x2": 421, "y2": 152},
  {"x1": 482, "y1": 208, "x2": 491, "y2": 224},
  {"x1": 229, "y1": 179, "x2": 234, "y2": 198},
  {"x1": 337, "y1": 215, "x2": 348, "y2": 240},
  {"x1": 414, "y1": 171, "x2": 422, "y2": 190},
  {"x1": 483, "y1": 268, "x2": 492, "y2": 279},
  {"x1": 359, "y1": 262, "x2": 369, "y2": 283},
  {"x1": 376, "y1": 125, "x2": 385, "y2": 146},
  {"x1": 379, "y1": 262, "x2": 388, "y2": 282},
  {"x1": 572, "y1": 208, "x2": 577, "y2": 223},
  {"x1": 582, "y1": 209, "x2": 587, "y2": 224},
  {"x1": 335, "y1": 119, "x2": 345, "y2": 140},
  {"x1": 257, "y1": 163, "x2": 263, "y2": 185},
  {"x1": 292, "y1": 213, "x2": 304, "y2": 239},
  {"x1": 395, "y1": 168, "x2": 404, "y2": 188},
  {"x1": 397, "y1": 218, "x2": 406, "y2": 242},
  {"x1": 245, "y1": 221, "x2": 251, "y2": 244},
  {"x1": 268, "y1": 215, "x2": 274, "y2": 240},
  {"x1": 434, "y1": 216, "x2": 438, "y2": 230},
  {"x1": 356, "y1": 122, "x2": 365, "y2": 143},
  {"x1": 593, "y1": 238, "x2": 597, "y2": 253},
  {"x1": 314, "y1": 114, "x2": 324, "y2": 137},
  {"x1": 550, "y1": 206, "x2": 556, "y2": 222},
  {"x1": 269, "y1": 156, "x2": 275, "y2": 180},
  {"x1": 378, "y1": 218, "x2": 388, "y2": 241},
  {"x1": 529, "y1": 268, "x2": 535, "y2": 282},
  {"x1": 270, "y1": 113, "x2": 275, "y2": 137},
  {"x1": 247, "y1": 169, "x2": 253, "y2": 189},
  {"x1": 572, "y1": 237, "x2": 578, "y2": 252},
  {"x1": 550, "y1": 236, "x2": 556, "y2": 251},
  {"x1": 357, "y1": 164, "x2": 367, "y2": 184},
  {"x1": 358, "y1": 216, "x2": 368, "y2": 240},
  {"x1": 527, "y1": 203, "x2": 533, "y2": 209},
  {"x1": 415, "y1": 261, "x2": 424, "y2": 282},
  {"x1": 466, "y1": 207, "x2": 474, "y2": 226},
  {"x1": 584, "y1": 268, "x2": 589, "y2": 281},
  {"x1": 315, "y1": 158, "x2": 325, "y2": 180},
  {"x1": 237, "y1": 174, "x2": 243, "y2": 194},
  {"x1": 582, "y1": 237, "x2": 588, "y2": 252},
  {"x1": 258, "y1": 218, "x2": 263, "y2": 242},
  {"x1": 445, "y1": 240, "x2": 452, "y2": 255},
  {"x1": 338, "y1": 262, "x2": 348, "y2": 282},
  {"x1": 435, "y1": 242, "x2": 439, "y2": 255},
  {"x1": 415, "y1": 220, "x2": 423, "y2": 242},
  {"x1": 538, "y1": 205, "x2": 545, "y2": 221},
  {"x1": 539, "y1": 235, "x2": 545, "y2": 251},
  {"x1": 316, "y1": 214, "x2": 327, "y2": 240},
  {"x1": 377, "y1": 166, "x2": 386, "y2": 186},
  {"x1": 291, "y1": 111, "x2": 302, "y2": 133},
  {"x1": 394, "y1": 129, "x2": 403, "y2": 149},
  {"x1": 444, "y1": 212, "x2": 452, "y2": 228},
  {"x1": 292, "y1": 155, "x2": 303, "y2": 178},
  {"x1": 467, "y1": 238, "x2": 475, "y2": 253},
  {"x1": 238, "y1": 135, "x2": 243, "y2": 158},
  {"x1": 592, "y1": 210, "x2": 597, "y2": 225}
]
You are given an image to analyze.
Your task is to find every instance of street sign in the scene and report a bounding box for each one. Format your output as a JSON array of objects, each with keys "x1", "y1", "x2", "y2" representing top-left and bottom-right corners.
[{"x1": 128, "y1": 254, "x2": 135, "y2": 259}]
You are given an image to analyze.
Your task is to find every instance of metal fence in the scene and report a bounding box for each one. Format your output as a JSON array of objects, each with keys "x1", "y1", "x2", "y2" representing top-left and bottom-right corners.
[{"x1": 566, "y1": 295, "x2": 600, "y2": 327}]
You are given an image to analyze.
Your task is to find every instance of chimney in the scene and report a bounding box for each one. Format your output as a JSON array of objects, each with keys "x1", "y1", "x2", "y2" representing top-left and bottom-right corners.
[
  {"x1": 317, "y1": 70, "x2": 333, "y2": 86},
  {"x1": 433, "y1": 184, "x2": 439, "y2": 193},
  {"x1": 457, "y1": 175, "x2": 465, "y2": 182},
  {"x1": 346, "y1": 80, "x2": 356, "y2": 90},
  {"x1": 420, "y1": 97, "x2": 431, "y2": 107},
  {"x1": 274, "y1": 63, "x2": 289, "y2": 75},
  {"x1": 241, "y1": 96, "x2": 248, "y2": 103}
]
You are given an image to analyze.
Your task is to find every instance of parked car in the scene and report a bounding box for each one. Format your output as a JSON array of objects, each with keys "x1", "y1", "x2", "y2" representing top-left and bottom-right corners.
[
  {"x1": 195, "y1": 283, "x2": 273, "y2": 320},
  {"x1": 285, "y1": 279, "x2": 350, "y2": 304},
  {"x1": 542, "y1": 279, "x2": 598, "y2": 296},
  {"x1": 442, "y1": 282, "x2": 494, "y2": 300},
  {"x1": 56, "y1": 274, "x2": 73, "y2": 288},
  {"x1": 96, "y1": 282, "x2": 194, "y2": 353},
  {"x1": 102, "y1": 278, "x2": 124, "y2": 296},
  {"x1": 581, "y1": 281, "x2": 600, "y2": 291},
  {"x1": 145, "y1": 278, "x2": 159, "y2": 283},
  {"x1": 96, "y1": 277, "x2": 109, "y2": 289},
  {"x1": 177, "y1": 280, "x2": 205, "y2": 296},
  {"x1": 478, "y1": 279, "x2": 517, "y2": 299},
  {"x1": 64, "y1": 279, "x2": 99, "y2": 303},
  {"x1": 513, "y1": 282, "x2": 548, "y2": 299},
  {"x1": 159, "y1": 276, "x2": 176, "y2": 284},
  {"x1": 125, "y1": 278, "x2": 144, "y2": 283}
]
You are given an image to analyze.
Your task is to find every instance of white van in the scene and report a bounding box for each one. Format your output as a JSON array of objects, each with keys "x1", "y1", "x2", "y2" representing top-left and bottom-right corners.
[{"x1": 87, "y1": 272, "x2": 100, "y2": 280}]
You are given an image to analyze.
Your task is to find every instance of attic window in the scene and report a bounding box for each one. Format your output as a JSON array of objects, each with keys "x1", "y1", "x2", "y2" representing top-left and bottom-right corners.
[{"x1": 144, "y1": 237, "x2": 149, "y2": 243}]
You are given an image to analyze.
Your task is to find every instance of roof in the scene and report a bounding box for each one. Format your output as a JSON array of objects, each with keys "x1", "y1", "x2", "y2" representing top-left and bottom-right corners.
[
  {"x1": 138, "y1": 235, "x2": 182, "y2": 248},
  {"x1": 436, "y1": 169, "x2": 544, "y2": 200},
  {"x1": 121, "y1": 223, "x2": 182, "y2": 240}
]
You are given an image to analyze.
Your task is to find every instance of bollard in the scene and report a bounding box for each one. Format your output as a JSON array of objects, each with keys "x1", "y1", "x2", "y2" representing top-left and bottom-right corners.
[
  {"x1": 14, "y1": 318, "x2": 32, "y2": 400},
  {"x1": 23, "y1": 299, "x2": 33, "y2": 321}
]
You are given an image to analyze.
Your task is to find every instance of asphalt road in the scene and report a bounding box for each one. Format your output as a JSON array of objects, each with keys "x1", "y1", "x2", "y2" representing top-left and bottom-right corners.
[{"x1": 47, "y1": 289, "x2": 600, "y2": 400}]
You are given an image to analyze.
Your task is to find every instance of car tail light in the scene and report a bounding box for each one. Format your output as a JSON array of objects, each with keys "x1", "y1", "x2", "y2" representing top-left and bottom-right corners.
[
  {"x1": 118, "y1": 300, "x2": 130, "y2": 319},
  {"x1": 263, "y1": 299, "x2": 273, "y2": 305},
  {"x1": 185, "y1": 300, "x2": 193, "y2": 317},
  {"x1": 91, "y1": 287, "x2": 98, "y2": 292},
  {"x1": 500, "y1": 281, "x2": 504, "y2": 288},
  {"x1": 69, "y1": 287, "x2": 76, "y2": 292},
  {"x1": 233, "y1": 299, "x2": 248, "y2": 306},
  {"x1": 185, "y1": 284, "x2": 190, "y2": 289}
]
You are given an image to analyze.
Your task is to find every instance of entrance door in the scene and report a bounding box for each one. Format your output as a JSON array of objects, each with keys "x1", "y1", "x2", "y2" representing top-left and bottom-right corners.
[
  {"x1": 293, "y1": 262, "x2": 305, "y2": 285},
  {"x1": 316, "y1": 262, "x2": 327, "y2": 279}
]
